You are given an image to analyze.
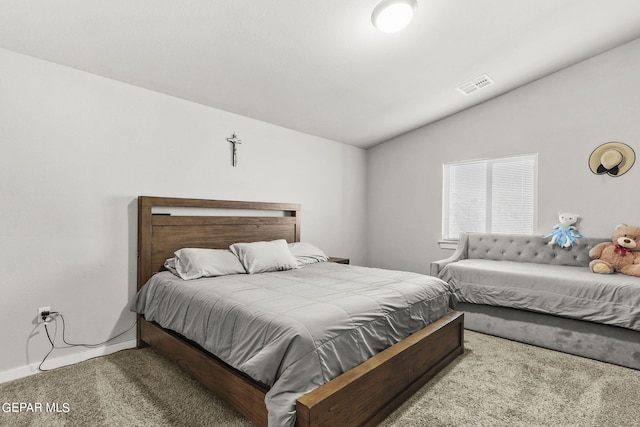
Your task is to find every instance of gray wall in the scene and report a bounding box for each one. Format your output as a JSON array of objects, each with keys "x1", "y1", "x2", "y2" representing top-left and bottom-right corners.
[
  {"x1": 0, "y1": 48, "x2": 367, "y2": 378},
  {"x1": 367, "y1": 37, "x2": 640, "y2": 273}
]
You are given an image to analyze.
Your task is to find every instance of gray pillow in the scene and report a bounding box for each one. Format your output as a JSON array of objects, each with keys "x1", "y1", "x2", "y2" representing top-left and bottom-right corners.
[
  {"x1": 288, "y1": 242, "x2": 329, "y2": 266},
  {"x1": 230, "y1": 239, "x2": 298, "y2": 274},
  {"x1": 172, "y1": 248, "x2": 246, "y2": 280}
]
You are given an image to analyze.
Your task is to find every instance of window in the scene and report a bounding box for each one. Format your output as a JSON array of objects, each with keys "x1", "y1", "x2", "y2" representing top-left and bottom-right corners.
[{"x1": 442, "y1": 153, "x2": 537, "y2": 241}]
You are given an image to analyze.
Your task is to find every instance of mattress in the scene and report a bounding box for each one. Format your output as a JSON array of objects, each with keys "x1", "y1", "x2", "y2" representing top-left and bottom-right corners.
[
  {"x1": 130, "y1": 262, "x2": 459, "y2": 427},
  {"x1": 439, "y1": 259, "x2": 640, "y2": 331}
]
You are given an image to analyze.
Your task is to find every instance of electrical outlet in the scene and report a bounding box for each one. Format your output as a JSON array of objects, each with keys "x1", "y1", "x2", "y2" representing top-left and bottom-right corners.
[{"x1": 37, "y1": 306, "x2": 51, "y2": 323}]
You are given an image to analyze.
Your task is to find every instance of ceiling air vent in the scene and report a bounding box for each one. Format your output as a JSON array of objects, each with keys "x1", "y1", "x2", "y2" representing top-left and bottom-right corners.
[{"x1": 456, "y1": 74, "x2": 494, "y2": 95}]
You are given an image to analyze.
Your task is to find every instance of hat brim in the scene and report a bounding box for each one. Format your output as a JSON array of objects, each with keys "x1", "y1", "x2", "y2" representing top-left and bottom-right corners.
[{"x1": 589, "y1": 142, "x2": 635, "y2": 177}]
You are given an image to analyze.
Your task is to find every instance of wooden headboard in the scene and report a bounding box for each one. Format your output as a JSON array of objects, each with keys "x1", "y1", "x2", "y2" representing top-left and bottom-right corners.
[{"x1": 137, "y1": 196, "x2": 301, "y2": 289}]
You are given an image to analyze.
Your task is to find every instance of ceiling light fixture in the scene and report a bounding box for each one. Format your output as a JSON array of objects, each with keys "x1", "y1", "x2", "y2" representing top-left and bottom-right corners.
[{"x1": 371, "y1": 0, "x2": 418, "y2": 33}]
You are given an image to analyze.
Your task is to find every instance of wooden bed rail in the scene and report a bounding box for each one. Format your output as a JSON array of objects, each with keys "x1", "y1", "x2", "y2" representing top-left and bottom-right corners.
[{"x1": 296, "y1": 311, "x2": 464, "y2": 426}]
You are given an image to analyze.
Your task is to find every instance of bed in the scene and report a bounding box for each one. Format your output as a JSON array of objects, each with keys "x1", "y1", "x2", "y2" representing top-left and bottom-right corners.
[{"x1": 133, "y1": 196, "x2": 464, "y2": 426}]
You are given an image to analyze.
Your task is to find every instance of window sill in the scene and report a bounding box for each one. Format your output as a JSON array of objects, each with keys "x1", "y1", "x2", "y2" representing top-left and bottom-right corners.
[{"x1": 438, "y1": 240, "x2": 458, "y2": 250}]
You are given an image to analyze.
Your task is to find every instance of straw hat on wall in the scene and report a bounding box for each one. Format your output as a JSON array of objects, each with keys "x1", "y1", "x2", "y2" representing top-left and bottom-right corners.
[{"x1": 589, "y1": 142, "x2": 635, "y2": 177}]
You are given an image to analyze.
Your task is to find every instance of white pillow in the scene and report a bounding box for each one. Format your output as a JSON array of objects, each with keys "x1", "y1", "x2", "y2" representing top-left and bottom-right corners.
[
  {"x1": 173, "y1": 248, "x2": 246, "y2": 280},
  {"x1": 164, "y1": 257, "x2": 178, "y2": 275},
  {"x1": 288, "y1": 242, "x2": 329, "y2": 266},
  {"x1": 230, "y1": 239, "x2": 298, "y2": 274}
]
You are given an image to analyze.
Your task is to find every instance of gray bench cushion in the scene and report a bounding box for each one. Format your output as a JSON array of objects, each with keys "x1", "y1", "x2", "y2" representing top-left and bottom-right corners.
[
  {"x1": 440, "y1": 259, "x2": 640, "y2": 331},
  {"x1": 467, "y1": 234, "x2": 606, "y2": 267}
]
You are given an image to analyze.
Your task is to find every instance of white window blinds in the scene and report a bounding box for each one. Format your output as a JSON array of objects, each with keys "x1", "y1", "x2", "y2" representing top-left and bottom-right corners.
[{"x1": 442, "y1": 154, "x2": 537, "y2": 240}]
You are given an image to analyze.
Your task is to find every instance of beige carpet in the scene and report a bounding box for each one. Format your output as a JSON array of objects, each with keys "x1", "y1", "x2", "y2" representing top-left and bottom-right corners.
[{"x1": 1, "y1": 331, "x2": 639, "y2": 426}]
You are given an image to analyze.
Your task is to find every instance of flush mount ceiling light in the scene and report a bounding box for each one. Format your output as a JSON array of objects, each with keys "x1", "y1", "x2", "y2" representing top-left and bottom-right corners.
[{"x1": 371, "y1": 0, "x2": 418, "y2": 33}]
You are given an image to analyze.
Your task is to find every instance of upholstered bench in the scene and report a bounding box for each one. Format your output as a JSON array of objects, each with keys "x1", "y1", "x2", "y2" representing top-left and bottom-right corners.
[{"x1": 431, "y1": 232, "x2": 640, "y2": 370}]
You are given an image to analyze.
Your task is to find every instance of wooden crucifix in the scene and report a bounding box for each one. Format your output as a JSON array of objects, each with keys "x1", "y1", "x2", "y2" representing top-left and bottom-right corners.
[{"x1": 226, "y1": 133, "x2": 242, "y2": 167}]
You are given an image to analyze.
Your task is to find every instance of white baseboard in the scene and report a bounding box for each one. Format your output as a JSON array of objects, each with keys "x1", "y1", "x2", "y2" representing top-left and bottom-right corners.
[{"x1": 0, "y1": 339, "x2": 137, "y2": 384}]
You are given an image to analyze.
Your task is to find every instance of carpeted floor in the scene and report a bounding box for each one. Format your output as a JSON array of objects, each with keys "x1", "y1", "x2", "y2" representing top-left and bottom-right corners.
[{"x1": 1, "y1": 331, "x2": 639, "y2": 426}]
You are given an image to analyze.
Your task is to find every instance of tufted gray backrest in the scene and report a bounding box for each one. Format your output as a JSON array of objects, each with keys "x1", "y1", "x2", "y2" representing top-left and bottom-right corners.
[{"x1": 466, "y1": 233, "x2": 609, "y2": 267}]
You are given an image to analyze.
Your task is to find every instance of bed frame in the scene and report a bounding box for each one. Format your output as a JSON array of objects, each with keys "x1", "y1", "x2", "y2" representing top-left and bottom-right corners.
[{"x1": 137, "y1": 196, "x2": 464, "y2": 426}]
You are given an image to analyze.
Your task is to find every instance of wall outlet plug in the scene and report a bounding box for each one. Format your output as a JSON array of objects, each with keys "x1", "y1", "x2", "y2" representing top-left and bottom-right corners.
[{"x1": 37, "y1": 306, "x2": 51, "y2": 323}]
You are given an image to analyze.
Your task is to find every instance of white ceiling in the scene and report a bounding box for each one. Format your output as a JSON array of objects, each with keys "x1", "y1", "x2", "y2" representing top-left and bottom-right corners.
[{"x1": 2, "y1": 1, "x2": 640, "y2": 148}]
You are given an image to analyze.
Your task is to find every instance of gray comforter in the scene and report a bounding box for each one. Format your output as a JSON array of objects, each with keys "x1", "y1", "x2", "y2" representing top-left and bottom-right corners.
[
  {"x1": 130, "y1": 262, "x2": 458, "y2": 427},
  {"x1": 440, "y1": 259, "x2": 640, "y2": 331}
]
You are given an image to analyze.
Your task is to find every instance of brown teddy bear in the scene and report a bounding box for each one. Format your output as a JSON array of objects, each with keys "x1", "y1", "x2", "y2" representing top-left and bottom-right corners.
[{"x1": 589, "y1": 224, "x2": 640, "y2": 277}]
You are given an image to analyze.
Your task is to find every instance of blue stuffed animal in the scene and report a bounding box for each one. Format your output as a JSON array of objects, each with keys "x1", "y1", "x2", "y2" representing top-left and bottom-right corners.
[{"x1": 545, "y1": 212, "x2": 584, "y2": 248}]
